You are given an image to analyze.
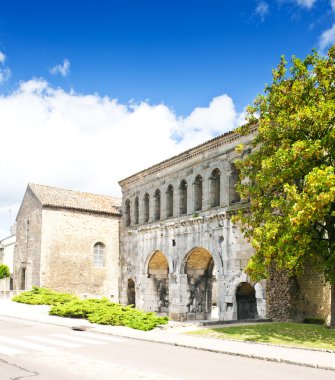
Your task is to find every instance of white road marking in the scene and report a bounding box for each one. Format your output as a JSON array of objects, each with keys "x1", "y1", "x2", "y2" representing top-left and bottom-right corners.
[
  {"x1": 25, "y1": 335, "x2": 82, "y2": 348},
  {"x1": 49, "y1": 333, "x2": 107, "y2": 345},
  {"x1": 0, "y1": 343, "x2": 24, "y2": 355},
  {"x1": 0, "y1": 336, "x2": 53, "y2": 351}
]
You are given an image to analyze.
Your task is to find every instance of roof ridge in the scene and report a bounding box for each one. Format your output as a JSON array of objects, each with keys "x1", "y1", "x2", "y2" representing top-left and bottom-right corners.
[{"x1": 28, "y1": 182, "x2": 120, "y2": 200}]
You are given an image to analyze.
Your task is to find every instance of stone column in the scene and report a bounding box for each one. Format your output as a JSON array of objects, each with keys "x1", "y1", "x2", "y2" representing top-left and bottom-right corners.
[{"x1": 168, "y1": 273, "x2": 189, "y2": 321}]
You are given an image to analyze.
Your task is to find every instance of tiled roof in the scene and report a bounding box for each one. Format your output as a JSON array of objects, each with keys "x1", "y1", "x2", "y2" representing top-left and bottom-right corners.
[{"x1": 28, "y1": 183, "x2": 121, "y2": 216}]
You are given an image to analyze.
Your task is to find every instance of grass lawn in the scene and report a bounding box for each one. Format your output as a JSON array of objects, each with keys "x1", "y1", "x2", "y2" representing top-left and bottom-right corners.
[{"x1": 188, "y1": 322, "x2": 335, "y2": 351}]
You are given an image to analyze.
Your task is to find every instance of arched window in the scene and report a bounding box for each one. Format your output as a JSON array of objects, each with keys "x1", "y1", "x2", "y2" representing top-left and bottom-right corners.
[
  {"x1": 134, "y1": 196, "x2": 139, "y2": 224},
  {"x1": 93, "y1": 243, "x2": 105, "y2": 267},
  {"x1": 154, "y1": 189, "x2": 161, "y2": 221},
  {"x1": 125, "y1": 199, "x2": 131, "y2": 226},
  {"x1": 143, "y1": 193, "x2": 149, "y2": 223},
  {"x1": 210, "y1": 168, "x2": 221, "y2": 208},
  {"x1": 166, "y1": 185, "x2": 173, "y2": 218},
  {"x1": 230, "y1": 163, "x2": 241, "y2": 203},
  {"x1": 179, "y1": 180, "x2": 188, "y2": 215},
  {"x1": 194, "y1": 175, "x2": 203, "y2": 211}
]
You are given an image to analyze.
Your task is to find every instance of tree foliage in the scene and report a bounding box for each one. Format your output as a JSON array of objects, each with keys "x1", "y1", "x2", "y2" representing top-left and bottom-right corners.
[
  {"x1": 0, "y1": 264, "x2": 10, "y2": 279},
  {"x1": 234, "y1": 46, "x2": 335, "y2": 284}
]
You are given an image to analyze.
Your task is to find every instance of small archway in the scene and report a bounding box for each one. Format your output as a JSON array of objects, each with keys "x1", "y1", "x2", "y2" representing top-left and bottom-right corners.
[
  {"x1": 166, "y1": 185, "x2": 173, "y2": 218},
  {"x1": 184, "y1": 247, "x2": 215, "y2": 320},
  {"x1": 210, "y1": 169, "x2": 221, "y2": 207},
  {"x1": 148, "y1": 250, "x2": 169, "y2": 314},
  {"x1": 236, "y1": 282, "x2": 257, "y2": 320},
  {"x1": 134, "y1": 197, "x2": 139, "y2": 224},
  {"x1": 179, "y1": 180, "x2": 187, "y2": 215},
  {"x1": 230, "y1": 163, "x2": 241, "y2": 204},
  {"x1": 127, "y1": 278, "x2": 136, "y2": 307},
  {"x1": 125, "y1": 199, "x2": 131, "y2": 226}
]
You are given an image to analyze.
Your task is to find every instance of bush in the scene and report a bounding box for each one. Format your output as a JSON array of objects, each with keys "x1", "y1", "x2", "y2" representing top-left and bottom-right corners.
[
  {"x1": 303, "y1": 317, "x2": 325, "y2": 325},
  {"x1": 0, "y1": 264, "x2": 10, "y2": 279},
  {"x1": 12, "y1": 286, "x2": 76, "y2": 305},
  {"x1": 13, "y1": 287, "x2": 169, "y2": 331}
]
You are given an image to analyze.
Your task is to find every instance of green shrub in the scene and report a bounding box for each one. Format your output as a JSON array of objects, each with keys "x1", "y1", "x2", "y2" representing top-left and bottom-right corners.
[
  {"x1": 13, "y1": 287, "x2": 169, "y2": 331},
  {"x1": 12, "y1": 286, "x2": 76, "y2": 305},
  {"x1": 303, "y1": 316, "x2": 325, "y2": 325},
  {"x1": 0, "y1": 264, "x2": 10, "y2": 279}
]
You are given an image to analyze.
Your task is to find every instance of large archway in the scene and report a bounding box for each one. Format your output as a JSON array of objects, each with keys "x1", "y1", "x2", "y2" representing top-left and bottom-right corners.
[
  {"x1": 236, "y1": 282, "x2": 257, "y2": 320},
  {"x1": 148, "y1": 250, "x2": 169, "y2": 314},
  {"x1": 184, "y1": 247, "x2": 215, "y2": 320}
]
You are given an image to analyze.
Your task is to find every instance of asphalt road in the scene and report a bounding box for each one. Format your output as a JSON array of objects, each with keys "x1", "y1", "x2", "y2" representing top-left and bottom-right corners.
[{"x1": 0, "y1": 318, "x2": 334, "y2": 380}]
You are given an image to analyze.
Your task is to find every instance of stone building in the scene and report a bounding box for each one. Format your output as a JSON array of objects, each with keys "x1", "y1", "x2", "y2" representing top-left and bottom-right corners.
[
  {"x1": 119, "y1": 127, "x2": 267, "y2": 321},
  {"x1": 13, "y1": 183, "x2": 121, "y2": 300}
]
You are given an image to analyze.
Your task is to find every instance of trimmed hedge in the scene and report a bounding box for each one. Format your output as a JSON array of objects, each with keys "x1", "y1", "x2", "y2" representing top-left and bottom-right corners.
[
  {"x1": 12, "y1": 286, "x2": 76, "y2": 305},
  {"x1": 12, "y1": 287, "x2": 168, "y2": 331}
]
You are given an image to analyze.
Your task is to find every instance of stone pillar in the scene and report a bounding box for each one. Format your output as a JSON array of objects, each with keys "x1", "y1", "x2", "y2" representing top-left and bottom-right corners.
[
  {"x1": 168, "y1": 273, "x2": 189, "y2": 321},
  {"x1": 221, "y1": 170, "x2": 230, "y2": 207},
  {"x1": 202, "y1": 171, "x2": 210, "y2": 211}
]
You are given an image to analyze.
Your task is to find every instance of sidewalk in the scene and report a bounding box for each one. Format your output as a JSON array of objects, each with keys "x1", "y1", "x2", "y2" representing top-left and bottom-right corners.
[{"x1": 0, "y1": 299, "x2": 334, "y2": 371}]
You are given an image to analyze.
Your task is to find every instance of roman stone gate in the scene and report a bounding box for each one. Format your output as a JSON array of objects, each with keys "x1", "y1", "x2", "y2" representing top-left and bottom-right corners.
[{"x1": 119, "y1": 128, "x2": 266, "y2": 321}]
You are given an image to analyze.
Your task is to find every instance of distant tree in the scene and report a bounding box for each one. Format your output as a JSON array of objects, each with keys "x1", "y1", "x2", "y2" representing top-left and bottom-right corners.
[
  {"x1": 0, "y1": 264, "x2": 10, "y2": 279},
  {"x1": 234, "y1": 46, "x2": 335, "y2": 326}
]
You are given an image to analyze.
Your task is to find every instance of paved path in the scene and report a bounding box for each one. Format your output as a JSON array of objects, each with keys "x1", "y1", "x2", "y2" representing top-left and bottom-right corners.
[{"x1": 0, "y1": 299, "x2": 334, "y2": 371}]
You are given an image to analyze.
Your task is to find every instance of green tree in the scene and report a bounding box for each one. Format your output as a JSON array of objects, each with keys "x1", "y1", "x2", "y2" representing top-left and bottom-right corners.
[{"x1": 235, "y1": 45, "x2": 335, "y2": 326}]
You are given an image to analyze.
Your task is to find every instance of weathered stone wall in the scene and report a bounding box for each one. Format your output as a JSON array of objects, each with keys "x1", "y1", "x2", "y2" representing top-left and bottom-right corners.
[
  {"x1": 40, "y1": 208, "x2": 120, "y2": 300},
  {"x1": 119, "y1": 129, "x2": 266, "y2": 321},
  {"x1": 14, "y1": 187, "x2": 42, "y2": 290},
  {"x1": 267, "y1": 263, "x2": 331, "y2": 324},
  {"x1": 266, "y1": 269, "x2": 294, "y2": 321},
  {"x1": 291, "y1": 262, "x2": 331, "y2": 324}
]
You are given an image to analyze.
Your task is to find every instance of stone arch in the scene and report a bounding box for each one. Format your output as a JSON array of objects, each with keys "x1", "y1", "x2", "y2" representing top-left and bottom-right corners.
[
  {"x1": 127, "y1": 278, "x2": 136, "y2": 307},
  {"x1": 236, "y1": 282, "x2": 257, "y2": 320},
  {"x1": 182, "y1": 247, "x2": 216, "y2": 320},
  {"x1": 125, "y1": 199, "x2": 131, "y2": 226},
  {"x1": 166, "y1": 184, "x2": 173, "y2": 218},
  {"x1": 147, "y1": 250, "x2": 169, "y2": 314},
  {"x1": 210, "y1": 168, "x2": 221, "y2": 207},
  {"x1": 143, "y1": 193, "x2": 149, "y2": 223},
  {"x1": 179, "y1": 179, "x2": 187, "y2": 215},
  {"x1": 154, "y1": 189, "x2": 161, "y2": 221},
  {"x1": 193, "y1": 175, "x2": 203, "y2": 212},
  {"x1": 229, "y1": 162, "x2": 241, "y2": 204}
]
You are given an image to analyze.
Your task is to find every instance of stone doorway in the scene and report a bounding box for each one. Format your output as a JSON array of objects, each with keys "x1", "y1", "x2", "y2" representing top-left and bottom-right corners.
[
  {"x1": 236, "y1": 282, "x2": 257, "y2": 320},
  {"x1": 127, "y1": 278, "x2": 136, "y2": 307},
  {"x1": 184, "y1": 247, "x2": 215, "y2": 320},
  {"x1": 148, "y1": 250, "x2": 169, "y2": 314}
]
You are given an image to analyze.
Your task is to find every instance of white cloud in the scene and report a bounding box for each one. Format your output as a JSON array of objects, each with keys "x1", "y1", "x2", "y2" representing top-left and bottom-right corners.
[
  {"x1": 0, "y1": 51, "x2": 6, "y2": 63},
  {"x1": 319, "y1": 23, "x2": 335, "y2": 50},
  {"x1": 0, "y1": 51, "x2": 10, "y2": 84},
  {"x1": 331, "y1": 0, "x2": 335, "y2": 11},
  {"x1": 255, "y1": 1, "x2": 269, "y2": 21},
  {"x1": 293, "y1": 0, "x2": 317, "y2": 8},
  {"x1": 0, "y1": 79, "x2": 244, "y2": 238},
  {"x1": 50, "y1": 58, "x2": 71, "y2": 77}
]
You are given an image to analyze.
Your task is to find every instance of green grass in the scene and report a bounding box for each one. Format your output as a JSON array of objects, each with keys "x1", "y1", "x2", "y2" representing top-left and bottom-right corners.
[
  {"x1": 188, "y1": 322, "x2": 335, "y2": 350},
  {"x1": 12, "y1": 287, "x2": 168, "y2": 331}
]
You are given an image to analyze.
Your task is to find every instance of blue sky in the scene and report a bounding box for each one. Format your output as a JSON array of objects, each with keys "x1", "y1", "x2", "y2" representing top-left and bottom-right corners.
[{"x1": 0, "y1": 0, "x2": 334, "y2": 237}]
